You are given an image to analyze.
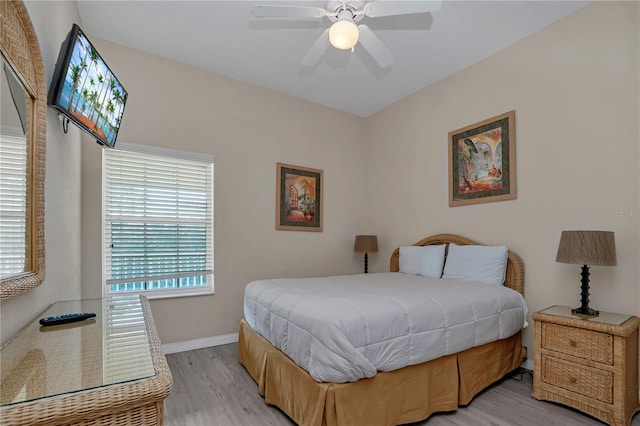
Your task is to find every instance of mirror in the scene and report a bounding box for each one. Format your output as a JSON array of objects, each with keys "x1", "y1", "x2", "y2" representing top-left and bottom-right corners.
[
  {"x1": 1, "y1": 59, "x2": 31, "y2": 279},
  {"x1": 0, "y1": 0, "x2": 46, "y2": 299}
]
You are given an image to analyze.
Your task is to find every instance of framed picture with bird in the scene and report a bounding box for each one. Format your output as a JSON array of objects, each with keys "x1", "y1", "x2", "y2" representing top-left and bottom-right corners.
[
  {"x1": 276, "y1": 163, "x2": 324, "y2": 231},
  {"x1": 448, "y1": 111, "x2": 516, "y2": 207}
]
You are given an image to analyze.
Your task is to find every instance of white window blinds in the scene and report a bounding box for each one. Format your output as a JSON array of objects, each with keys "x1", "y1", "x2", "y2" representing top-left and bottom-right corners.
[
  {"x1": 0, "y1": 133, "x2": 28, "y2": 278},
  {"x1": 103, "y1": 145, "x2": 213, "y2": 293}
]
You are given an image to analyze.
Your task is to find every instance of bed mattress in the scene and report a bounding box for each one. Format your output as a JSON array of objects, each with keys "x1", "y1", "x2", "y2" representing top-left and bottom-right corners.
[{"x1": 244, "y1": 272, "x2": 527, "y2": 383}]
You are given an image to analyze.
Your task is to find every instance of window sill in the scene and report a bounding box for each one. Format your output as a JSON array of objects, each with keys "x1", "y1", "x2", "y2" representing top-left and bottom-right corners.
[{"x1": 107, "y1": 287, "x2": 214, "y2": 300}]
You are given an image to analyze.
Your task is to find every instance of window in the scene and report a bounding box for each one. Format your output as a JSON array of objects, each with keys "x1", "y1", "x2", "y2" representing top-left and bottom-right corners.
[{"x1": 103, "y1": 143, "x2": 213, "y2": 298}]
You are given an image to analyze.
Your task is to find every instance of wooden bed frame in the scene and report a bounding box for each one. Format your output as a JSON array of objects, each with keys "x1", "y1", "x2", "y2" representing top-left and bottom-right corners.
[{"x1": 238, "y1": 234, "x2": 526, "y2": 426}]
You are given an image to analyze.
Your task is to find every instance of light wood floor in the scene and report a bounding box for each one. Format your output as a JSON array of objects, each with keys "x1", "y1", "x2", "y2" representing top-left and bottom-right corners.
[{"x1": 164, "y1": 343, "x2": 640, "y2": 426}]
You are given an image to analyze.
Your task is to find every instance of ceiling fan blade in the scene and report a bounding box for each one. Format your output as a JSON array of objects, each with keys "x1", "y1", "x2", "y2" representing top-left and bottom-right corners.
[
  {"x1": 358, "y1": 25, "x2": 394, "y2": 68},
  {"x1": 301, "y1": 29, "x2": 330, "y2": 67},
  {"x1": 363, "y1": 0, "x2": 442, "y2": 18},
  {"x1": 252, "y1": 5, "x2": 327, "y2": 19}
]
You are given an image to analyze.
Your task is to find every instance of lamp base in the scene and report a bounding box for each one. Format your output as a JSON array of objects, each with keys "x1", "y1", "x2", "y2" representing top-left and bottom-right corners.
[
  {"x1": 572, "y1": 265, "x2": 599, "y2": 316},
  {"x1": 572, "y1": 306, "x2": 599, "y2": 316}
]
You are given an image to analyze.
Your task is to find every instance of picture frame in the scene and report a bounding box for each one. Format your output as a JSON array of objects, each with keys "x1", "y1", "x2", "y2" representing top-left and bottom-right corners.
[
  {"x1": 276, "y1": 163, "x2": 323, "y2": 232},
  {"x1": 448, "y1": 111, "x2": 516, "y2": 207}
]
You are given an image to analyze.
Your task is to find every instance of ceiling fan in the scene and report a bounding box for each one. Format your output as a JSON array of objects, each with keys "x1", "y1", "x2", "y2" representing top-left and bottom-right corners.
[{"x1": 252, "y1": 1, "x2": 442, "y2": 68}]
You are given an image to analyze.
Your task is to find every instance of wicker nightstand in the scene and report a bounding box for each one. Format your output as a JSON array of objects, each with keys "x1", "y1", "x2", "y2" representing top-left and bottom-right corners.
[
  {"x1": 532, "y1": 305, "x2": 640, "y2": 426},
  {"x1": 0, "y1": 295, "x2": 172, "y2": 426}
]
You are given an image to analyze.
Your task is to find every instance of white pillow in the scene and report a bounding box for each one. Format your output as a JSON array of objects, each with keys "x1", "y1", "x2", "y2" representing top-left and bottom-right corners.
[
  {"x1": 442, "y1": 243, "x2": 508, "y2": 286},
  {"x1": 399, "y1": 245, "x2": 446, "y2": 278}
]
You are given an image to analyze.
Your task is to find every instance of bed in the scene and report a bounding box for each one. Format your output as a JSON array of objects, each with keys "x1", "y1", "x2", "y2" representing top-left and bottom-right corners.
[{"x1": 238, "y1": 234, "x2": 526, "y2": 426}]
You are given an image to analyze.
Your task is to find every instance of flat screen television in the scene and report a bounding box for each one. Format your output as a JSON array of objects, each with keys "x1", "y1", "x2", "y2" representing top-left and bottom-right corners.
[{"x1": 48, "y1": 24, "x2": 127, "y2": 148}]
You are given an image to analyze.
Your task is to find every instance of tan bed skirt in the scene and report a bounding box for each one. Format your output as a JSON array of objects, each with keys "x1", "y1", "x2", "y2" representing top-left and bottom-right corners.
[{"x1": 238, "y1": 319, "x2": 526, "y2": 426}]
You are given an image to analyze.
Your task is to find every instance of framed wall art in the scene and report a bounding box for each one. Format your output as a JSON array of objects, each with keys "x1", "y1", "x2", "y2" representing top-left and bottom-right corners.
[
  {"x1": 276, "y1": 163, "x2": 323, "y2": 232},
  {"x1": 448, "y1": 111, "x2": 516, "y2": 207}
]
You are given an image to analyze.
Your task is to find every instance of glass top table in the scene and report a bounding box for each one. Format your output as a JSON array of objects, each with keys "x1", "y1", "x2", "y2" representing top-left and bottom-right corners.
[
  {"x1": 537, "y1": 305, "x2": 633, "y2": 326},
  {"x1": 1, "y1": 295, "x2": 155, "y2": 406}
]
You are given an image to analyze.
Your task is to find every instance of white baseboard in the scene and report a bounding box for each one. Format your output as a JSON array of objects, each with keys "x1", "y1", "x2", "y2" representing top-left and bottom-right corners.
[
  {"x1": 162, "y1": 332, "x2": 239, "y2": 354},
  {"x1": 521, "y1": 359, "x2": 534, "y2": 371}
]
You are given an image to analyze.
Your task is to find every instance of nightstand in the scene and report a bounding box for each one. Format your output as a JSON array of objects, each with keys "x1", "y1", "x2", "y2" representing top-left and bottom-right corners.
[{"x1": 532, "y1": 305, "x2": 640, "y2": 426}]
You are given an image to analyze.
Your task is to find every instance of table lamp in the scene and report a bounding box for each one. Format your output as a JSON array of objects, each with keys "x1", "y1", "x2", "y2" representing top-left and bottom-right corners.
[
  {"x1": 354, "y1": 235, "x2": 378, "y2": 273},
  {"x1": 555, "y1": 230, "x2": 616, "y2": 316}
]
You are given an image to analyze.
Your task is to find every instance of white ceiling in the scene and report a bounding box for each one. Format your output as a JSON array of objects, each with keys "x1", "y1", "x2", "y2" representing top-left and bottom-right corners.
[{"x1": 76, "y1": 1, "x2": 589, "y2": 117}]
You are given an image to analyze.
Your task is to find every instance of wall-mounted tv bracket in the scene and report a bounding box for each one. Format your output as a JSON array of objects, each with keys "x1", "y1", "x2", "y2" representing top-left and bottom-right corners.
[{"x1": 57, "y1": 113, "x2": 69, "y2": 134}]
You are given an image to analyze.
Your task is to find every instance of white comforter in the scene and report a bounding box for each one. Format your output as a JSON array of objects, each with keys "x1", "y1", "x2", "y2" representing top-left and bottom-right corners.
[{"x1": 244, "y1": 272, "x2": 527, "y2": 383}]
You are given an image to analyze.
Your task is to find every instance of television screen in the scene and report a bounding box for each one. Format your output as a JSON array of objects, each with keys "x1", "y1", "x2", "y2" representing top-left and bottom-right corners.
[{"x1": 48, "y1": 24, "x2": 127, "y2": 148}]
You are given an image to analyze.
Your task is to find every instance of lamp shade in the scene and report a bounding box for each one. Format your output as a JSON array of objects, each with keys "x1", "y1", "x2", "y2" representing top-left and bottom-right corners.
[
  {"x1": 329, "y1": 19, "x2": 359, "y2": 50},
  {"x1": 354, "y1": 235, "x2": 378, "y2": 253},
  {"x1": 556, "y1": 230, "x2": 616, "y2": 266}
]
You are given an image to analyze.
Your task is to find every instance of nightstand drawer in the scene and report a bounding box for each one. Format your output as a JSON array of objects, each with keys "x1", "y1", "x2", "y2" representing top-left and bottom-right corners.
[
  {"x1": 541, "y1": 323, "x2": 613, "y2": 365},
  {"x1": 541, "y1": 354, "x2": 613, "y2": 403}
]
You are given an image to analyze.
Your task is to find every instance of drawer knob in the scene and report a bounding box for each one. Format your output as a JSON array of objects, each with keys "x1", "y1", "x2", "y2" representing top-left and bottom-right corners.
[
  {"x1": 569, "y1": 377, "x2": 577, "y2": 384},
  {"x1": 569, "y1": 339, "x2": 577, "y2": 347}
]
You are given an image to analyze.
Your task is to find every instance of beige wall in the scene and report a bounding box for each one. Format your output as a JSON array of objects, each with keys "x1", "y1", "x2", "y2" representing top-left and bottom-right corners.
[
  {"x1": 80, "y1": 40, "x2": 369, "y2": 343},
  {"x1": 364, "y1": 1, "x2": 639, "y2": 356},
  {"x1": 1, "y1": 1, "x2": 83, "y2": 344}
]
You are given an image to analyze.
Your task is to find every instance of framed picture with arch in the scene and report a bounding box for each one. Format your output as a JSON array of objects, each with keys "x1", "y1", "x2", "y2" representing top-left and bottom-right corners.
[
  {"x1": 448, "y1": 111, "x2": 516, "y2": 207},
  {"x1": 276, "y1": 163, "x2": 323, "y2": 231}
]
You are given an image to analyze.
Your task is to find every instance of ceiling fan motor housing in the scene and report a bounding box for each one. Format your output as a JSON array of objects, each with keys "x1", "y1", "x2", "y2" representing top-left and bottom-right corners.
[{"x1": 326, "y1": 1, "x2": 364, "y2": 23}]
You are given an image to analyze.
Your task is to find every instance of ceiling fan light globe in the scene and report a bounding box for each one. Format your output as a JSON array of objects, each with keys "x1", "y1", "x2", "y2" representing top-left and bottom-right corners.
[{"x1": 329, "y1": 20, "x2": 359, "y2": 50}]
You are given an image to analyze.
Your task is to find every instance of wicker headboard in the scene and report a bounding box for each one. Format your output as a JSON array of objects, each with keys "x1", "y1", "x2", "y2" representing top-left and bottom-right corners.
[{"x1": 390, "y1": 233, "x2": 524, "y2": 295}]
